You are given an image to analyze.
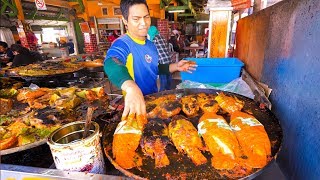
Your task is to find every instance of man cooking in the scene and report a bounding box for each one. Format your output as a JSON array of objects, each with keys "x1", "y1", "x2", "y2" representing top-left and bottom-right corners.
[{"x1": 103, "y1": 0, "x2": 197, "y2": 119}]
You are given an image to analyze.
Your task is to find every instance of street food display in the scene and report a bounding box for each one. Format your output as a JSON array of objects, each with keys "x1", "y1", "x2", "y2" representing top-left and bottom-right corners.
[
  {"x1": 103, "y1": 89, "x2": 282, "y2": 179},
  {"x1": 6, "y1": 61, "x2": 83, "y2": 77},
  {"x1": 80, "y1": 59, "x2": 104, "y2": 68},
  {"x1": 0, "y1": 82, "x2": 109, "y2": 154}
]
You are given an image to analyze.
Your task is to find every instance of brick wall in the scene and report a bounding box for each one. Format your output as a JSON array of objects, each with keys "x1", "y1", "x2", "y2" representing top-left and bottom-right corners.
[
  {"x1": 84, "y1": 33, "x2": 98, "y2": 53},
  {"x1": 157, "y1": 19, "x2": 169, "y2": 40}
]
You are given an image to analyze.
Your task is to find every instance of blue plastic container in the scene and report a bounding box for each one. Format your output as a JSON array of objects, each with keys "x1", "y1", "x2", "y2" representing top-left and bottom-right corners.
[{"x1": 180, "y1": 58, "x2": 244, "y2": 83}]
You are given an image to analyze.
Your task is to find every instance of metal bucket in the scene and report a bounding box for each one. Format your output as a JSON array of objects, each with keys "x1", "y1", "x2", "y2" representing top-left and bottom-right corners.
[{"x1": 47, "y1": 121, "x2": 105, "y2": 174}]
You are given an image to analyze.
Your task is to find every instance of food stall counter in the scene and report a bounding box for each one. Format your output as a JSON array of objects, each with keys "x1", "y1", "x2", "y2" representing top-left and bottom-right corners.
[{"x1": 1, "y1": 164, "x2": 130, "y2": 180}]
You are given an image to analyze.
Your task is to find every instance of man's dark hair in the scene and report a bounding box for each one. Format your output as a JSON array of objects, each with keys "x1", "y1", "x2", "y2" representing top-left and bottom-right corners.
[
  {"x1": 11, "y1": 44, "x2": 30, "y2": 54},
  {"x1": 0, "y1": 41, "x2": 8, "y2": 48},
  {"x1": 120, "y1": 0, "x2": 149, "y2": 21}
]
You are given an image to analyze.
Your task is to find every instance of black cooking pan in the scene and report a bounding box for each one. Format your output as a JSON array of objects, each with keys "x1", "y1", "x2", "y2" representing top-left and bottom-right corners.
[{"x1": 102, "y1": 88, "x2": 283, "y2": 180}]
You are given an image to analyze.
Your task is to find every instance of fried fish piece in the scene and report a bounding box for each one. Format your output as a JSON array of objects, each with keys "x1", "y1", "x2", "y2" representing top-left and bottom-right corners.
[
  {"x1": 140, "y1": 119, "x2": 170, "y2": 168},
  {"x1": 169, "y1": 115, "x2": 207, "y2": 166},
  {"x1": 197, "y1": 93, "x2": 219, "y2": 113},
  {"x1": 198, "y1": 113, "x2": 242, "y2": 170},
  {"x1": 230, "y1": 111, "x2": 271, "y2": 168},
  {"x1": 215, "y1": 92, "x2": 244, "y2": 114},
  {"x1": 147, "y1": 100, "x2": 181, "y2": 119},
  {"x1": 181, "y1": 95, "x2": 199, "y2": 116},
  {"x1": 112, "y1": 114, "x2": 147, "y2": 169}
]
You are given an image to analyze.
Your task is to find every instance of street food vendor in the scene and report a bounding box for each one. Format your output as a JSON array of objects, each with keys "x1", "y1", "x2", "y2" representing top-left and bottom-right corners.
[
  {"x1": 0, "y1": 41, "x2": 14, "y2": 66},
  {"x1": 103, "y1": 0, "x2": 197, "y2": 118},
  {"x1": 10, "y1": 44, "x2": 37, "y2": 67}
]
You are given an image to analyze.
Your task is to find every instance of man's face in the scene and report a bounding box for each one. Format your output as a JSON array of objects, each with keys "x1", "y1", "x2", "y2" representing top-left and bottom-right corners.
[
  {"x1": 124, "y1": 4, "x2": 151, "y2": 41},
  {"x1": 0, "y1": 46, "x2": 6, "y2": 53}
]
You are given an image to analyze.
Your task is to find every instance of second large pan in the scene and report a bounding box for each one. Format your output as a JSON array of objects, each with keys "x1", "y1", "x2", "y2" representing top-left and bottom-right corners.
[{"x1": 102, "y1": 88, "x2": 283, "y2": 179}]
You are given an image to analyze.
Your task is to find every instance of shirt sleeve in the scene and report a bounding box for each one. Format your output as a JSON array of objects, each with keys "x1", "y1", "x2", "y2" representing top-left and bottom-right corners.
[
  {"x1": 106, "y1": 39, "x2": 130, "y2": 65},
  {"x1": 104, "y1": 57, "x2": 133, "y2": 89},
  {"x1": 104, "y1": 38, "x2": 133, "y2": 88}
]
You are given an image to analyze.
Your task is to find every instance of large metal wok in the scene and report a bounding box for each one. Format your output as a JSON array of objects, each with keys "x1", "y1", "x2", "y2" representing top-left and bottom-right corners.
[{"x1": 102, "y1": 88, "x2": 283, "y2": 179}]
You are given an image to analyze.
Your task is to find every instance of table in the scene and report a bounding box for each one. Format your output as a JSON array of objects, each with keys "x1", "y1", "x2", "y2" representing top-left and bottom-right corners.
[{"x1": 183, "y1": 45, "x2": 205, "y2": 58}]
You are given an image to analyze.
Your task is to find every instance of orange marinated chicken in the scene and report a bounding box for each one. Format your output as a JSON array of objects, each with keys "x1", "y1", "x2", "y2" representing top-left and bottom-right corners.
[
  {"x1": 168, "y1": 115, "x2": 207, "y2": 166},
  {"x1": 112, "y1": 114, "x2": 147, "y2": 169},
  {"x1": 181, "y1": 95, "x2": 199, "y2": 116},
  {"x1": 198, "y1": 113, "x2": 242, "y2": 170},
  {"x1": 215, "y1": 93, "x2": 244, "y2": 114},
  {"x1": 230, "y1": 111, "x2": 271, "y2": 168},
  {"x1": 140, "y1": 119, "x2": 170, "y2": 168},
  {"x1": 17, "y1": 88, "x2": 50, "y2": 102}
]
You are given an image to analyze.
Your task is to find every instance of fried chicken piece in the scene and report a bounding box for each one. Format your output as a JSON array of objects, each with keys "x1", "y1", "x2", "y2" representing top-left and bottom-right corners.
[
  {"x1": 112, "y1": 114, "x2": 147, "y2": 169},
  {"x1": 16, "y1": 88, "x2": 50, "y2": 102},
  {"x1": 169, "y1": 115, "x2": 207, "y2": 166},
  {"x1": 198, "y1": 113, "x2": 242, "y2": 170},
  {"x1": 230, "y1": 111, "x2": 271, "y2": 168},
  {"x1": 0, "y1": 136, "x2": 17, "y2": 150},
  {"x1": 181, "y1": 95, "x2": 199, "y2": 116},
  {"x1": 27, "y1": 90, "x2": 56, "y2": 109},
  {"x1": 140, "y1": 119, "x2": 170, "y2": 168},
  {"x1": 215, "y1": 92, "x2": 244, "y2": 114}
]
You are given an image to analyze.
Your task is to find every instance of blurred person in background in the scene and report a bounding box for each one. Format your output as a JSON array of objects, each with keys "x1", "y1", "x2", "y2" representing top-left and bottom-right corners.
[
  {"x1": 66, "y1": 39, "x2": 75, "y2": 54},
  {"x1": 10, "y1": 44, "x2": 37, "y2": 67},
  {"x1": 147, "y1": 26, "x2": 172, "y2": 91},
  {"x1": 0, "y1": 41, "x2": 14, "y2": 66}
]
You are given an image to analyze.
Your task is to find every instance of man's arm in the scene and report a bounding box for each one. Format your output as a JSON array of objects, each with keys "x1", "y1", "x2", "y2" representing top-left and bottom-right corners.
[
  {"x1": 104, "y1": 57, "x2": 133, "y2": 88},
  {"x1": 104, "y1": 57, "x2": 146, "y2": 117}
]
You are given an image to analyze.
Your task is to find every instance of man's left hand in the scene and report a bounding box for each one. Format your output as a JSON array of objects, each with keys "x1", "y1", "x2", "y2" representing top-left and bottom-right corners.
[{"x1": 176, "y1": 60, "x2": 197, "y2": 73}]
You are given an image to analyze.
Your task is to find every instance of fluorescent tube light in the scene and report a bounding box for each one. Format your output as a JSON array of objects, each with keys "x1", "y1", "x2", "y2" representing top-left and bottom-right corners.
[
  {"x1": 196, "y1": 20, "x2": 209, "y2": 23},
  {"x1": 168, "y1": 10, "x2": 185, "y2": 13}
]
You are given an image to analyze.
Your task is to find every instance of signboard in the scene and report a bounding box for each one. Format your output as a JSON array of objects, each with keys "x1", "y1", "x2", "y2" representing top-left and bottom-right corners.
[
  {"x1": 35, "y1": 0, "x2": 47, "y2": 10},
  {"x1": 79, "y1": 22, "x2": 91, "y2": 33},
  {"x1": 231, "y1": 0, "x2": 251, "y2": 10}
]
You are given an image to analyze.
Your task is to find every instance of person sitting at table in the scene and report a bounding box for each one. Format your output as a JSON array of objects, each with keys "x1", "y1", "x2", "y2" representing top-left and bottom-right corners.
[
  {"x1": 10, "y1": 44, "x2": 37, "y2": 67},
  {"x1": 0, "y1": 41, "x2": 14, "y2": 65},
  {"x1": 168, "y1": 34, "x2": 180, "y2": 53}
]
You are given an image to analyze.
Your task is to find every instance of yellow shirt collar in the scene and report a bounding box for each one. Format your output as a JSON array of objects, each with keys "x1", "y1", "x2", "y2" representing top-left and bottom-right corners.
[{"x1": 127, "y1": 32, "x2": 146, "y2": 45}]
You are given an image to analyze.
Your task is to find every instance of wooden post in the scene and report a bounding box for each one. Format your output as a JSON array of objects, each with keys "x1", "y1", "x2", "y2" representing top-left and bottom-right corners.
[{"x1": 14, "y1": 0, "x2": 25, "y2": 21}]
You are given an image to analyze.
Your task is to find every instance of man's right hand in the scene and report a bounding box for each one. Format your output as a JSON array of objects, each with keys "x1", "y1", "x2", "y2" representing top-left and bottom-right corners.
[{"x1": 121, "y1": 80, "x2": 146, "y2": 119}]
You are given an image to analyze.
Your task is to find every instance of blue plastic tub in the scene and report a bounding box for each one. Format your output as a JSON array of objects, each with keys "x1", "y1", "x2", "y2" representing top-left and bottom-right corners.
[{"x1": 180, "y1": 58, "x2": 244, "y2": 83}]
